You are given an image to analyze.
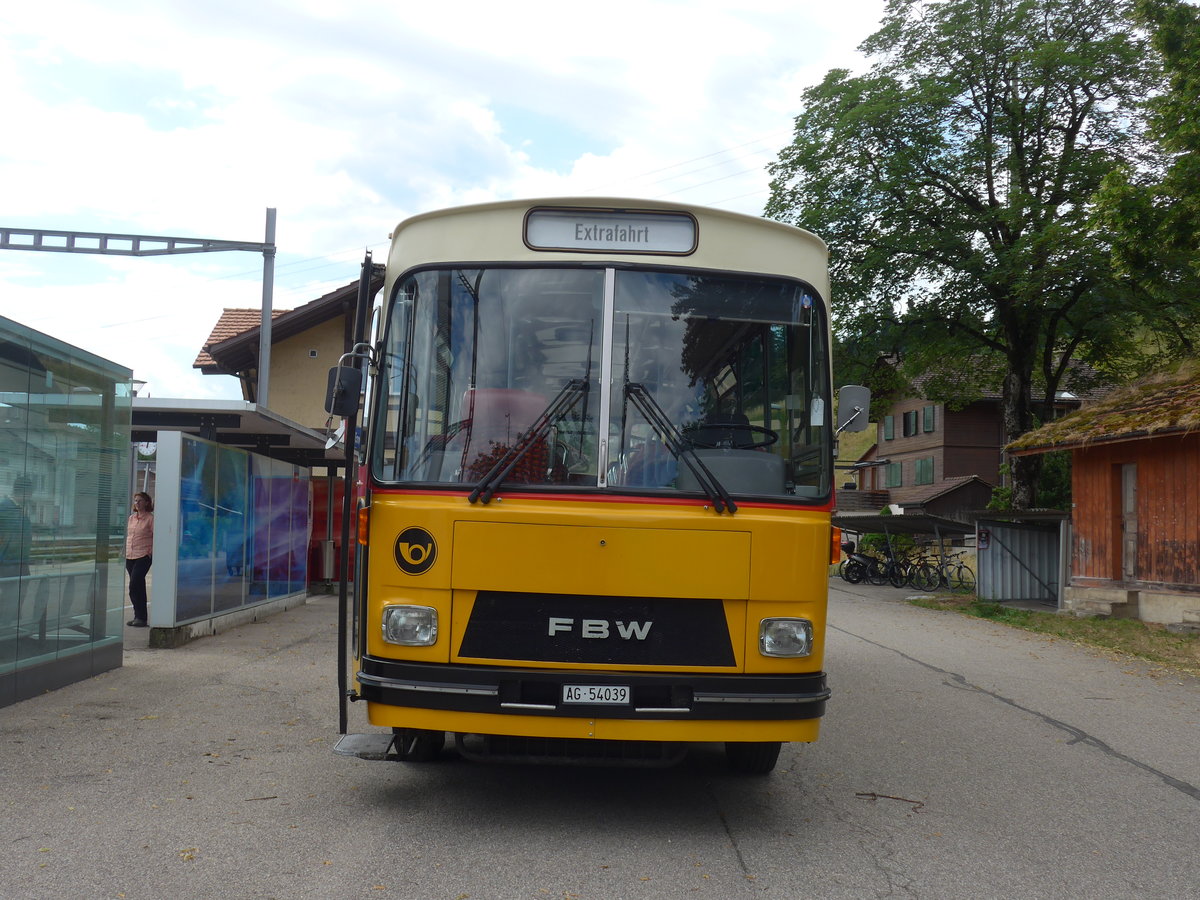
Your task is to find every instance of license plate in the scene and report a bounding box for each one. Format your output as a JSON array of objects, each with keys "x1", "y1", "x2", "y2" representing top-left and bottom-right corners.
[{"x1": 562, "y1": 684, "x2": 630, "y2": 705}]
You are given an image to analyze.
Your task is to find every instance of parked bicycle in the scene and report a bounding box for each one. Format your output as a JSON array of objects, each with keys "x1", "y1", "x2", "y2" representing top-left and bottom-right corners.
[
  {"x1": 839, "y1": 542, "x2": 975, "y2": 595},
  {"x1": 905, "y1": 551, "x2": 942, "y2": 592},
  {"x1": 902, "y1": 548, "x2": 975, "y2": 593},
  {"x1": 937, "y1": 551, "x2": 976, "y2": 593},
  {"x1": 840, "y1": 541, "x2": 913, "y2": 589},
  {"x1": 871, "y1": 547, "x2": 910, "y2": 589}
]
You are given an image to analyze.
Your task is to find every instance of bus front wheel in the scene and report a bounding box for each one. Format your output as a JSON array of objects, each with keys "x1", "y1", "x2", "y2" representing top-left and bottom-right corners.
[
  {"x1": 392, "y1": 728, "x2": 445, "y2": 762},
  {"x1": 725, "y1": 741, "x2": 782, "y2": 775}
]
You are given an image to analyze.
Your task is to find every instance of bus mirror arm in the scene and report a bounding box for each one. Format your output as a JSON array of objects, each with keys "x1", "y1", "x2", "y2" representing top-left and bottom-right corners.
[
  {"x1": 624, "y1": 383, "x2": 737, "y2": 514},
  {"x1": 834, "y1": 405, "x2": 864, "y2": 436},
  {"x1": 835, "y1": 385, "x2": 871, "y2": 435}
]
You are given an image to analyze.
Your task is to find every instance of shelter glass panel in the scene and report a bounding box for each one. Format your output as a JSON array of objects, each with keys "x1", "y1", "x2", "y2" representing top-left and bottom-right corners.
[
  {"x1": 169, "y1": 436, "x2": 310, "y2": 626},
  {"x1": 0, "y1": 315, "x2": 130, "y2": 709}
]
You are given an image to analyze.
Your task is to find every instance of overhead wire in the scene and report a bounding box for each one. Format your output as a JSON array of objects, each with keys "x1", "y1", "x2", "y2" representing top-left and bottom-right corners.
[{"x1": 47, "y1": 128, "x2": 794, "y2": 303}]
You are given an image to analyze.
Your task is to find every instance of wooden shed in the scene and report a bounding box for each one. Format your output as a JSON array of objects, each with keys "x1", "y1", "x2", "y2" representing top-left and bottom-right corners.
[{"x1": 1008, "y1": 361, "x2": 1200, "y2": 626}]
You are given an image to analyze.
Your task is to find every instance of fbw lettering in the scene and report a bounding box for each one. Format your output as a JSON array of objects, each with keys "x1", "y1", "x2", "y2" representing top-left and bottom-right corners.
[{"x1": 547, "y1": 617, "x2": 653, "y2": 640}]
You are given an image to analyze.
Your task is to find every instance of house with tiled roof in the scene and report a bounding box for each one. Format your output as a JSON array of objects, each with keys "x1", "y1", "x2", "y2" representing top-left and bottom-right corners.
[
  {"x1": 843, "y1": 358, "x2": 1106, "y2": 521},
  {"x1": 193, "y1": 308, "x2": 287, "y2": 376},
  {"x1": 195, "y1": 275, "x2": 382, "y2": 430},
  {"x1": 1009, "y1": 360, "x2": 1200, "y2": 627}
]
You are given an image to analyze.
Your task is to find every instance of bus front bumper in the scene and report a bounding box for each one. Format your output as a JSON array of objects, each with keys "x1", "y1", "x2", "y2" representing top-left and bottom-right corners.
[{"x1": 355, "y1": 658, "x2": 830, "y2": 723}]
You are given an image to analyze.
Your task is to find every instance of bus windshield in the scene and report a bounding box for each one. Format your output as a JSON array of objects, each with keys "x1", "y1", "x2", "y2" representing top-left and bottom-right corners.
[{"x1": 372, "y1": 265, "x2": 831, "y2": 500}]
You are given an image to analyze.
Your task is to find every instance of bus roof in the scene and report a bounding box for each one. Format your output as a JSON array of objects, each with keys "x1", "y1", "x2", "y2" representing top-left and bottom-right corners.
[{"x1": 385, "y1": 197, "x2": 829, "y2": 292}]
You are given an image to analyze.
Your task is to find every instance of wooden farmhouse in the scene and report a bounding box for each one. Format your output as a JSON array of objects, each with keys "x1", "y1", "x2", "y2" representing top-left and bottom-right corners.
[{"x1": 1008, "y1": 361, "x2": 1200, "y2": 627}]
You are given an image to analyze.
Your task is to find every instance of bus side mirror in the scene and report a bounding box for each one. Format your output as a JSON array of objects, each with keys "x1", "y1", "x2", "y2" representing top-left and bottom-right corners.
[
  {"x1": 325, "y1": 366, "x2": 362, "y2": 417},
  {"x1": 836, "y1": 385, "x2": 871, "y2": 434}
]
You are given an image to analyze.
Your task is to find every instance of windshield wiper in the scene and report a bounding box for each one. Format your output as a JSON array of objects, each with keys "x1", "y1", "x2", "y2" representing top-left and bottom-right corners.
[
  {"x1": 468, "y1": 378, "x2": 588, "y2": 504},
  {"x1": 623, "y1": 382, "x2": 737, "y2": 514}
]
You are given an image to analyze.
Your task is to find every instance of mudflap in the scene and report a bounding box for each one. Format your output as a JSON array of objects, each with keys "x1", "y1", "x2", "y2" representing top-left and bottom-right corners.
[{"x1": 333, "y1": 732, "x2": 397, "y2": 760}]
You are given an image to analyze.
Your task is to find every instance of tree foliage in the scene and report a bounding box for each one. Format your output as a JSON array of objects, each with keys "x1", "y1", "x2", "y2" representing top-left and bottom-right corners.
[
  {"x1": 1094, "y1": 0, "x2": 1200, "y2": 371},
  {"x1": 766, "y1": 0, "x2": 1167, "y2": 508}
]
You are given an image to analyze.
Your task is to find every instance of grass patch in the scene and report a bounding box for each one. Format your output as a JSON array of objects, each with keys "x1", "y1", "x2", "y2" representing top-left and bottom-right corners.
[{"x1": 909, "y1": 595, "x2": 1200, "y2": 676}]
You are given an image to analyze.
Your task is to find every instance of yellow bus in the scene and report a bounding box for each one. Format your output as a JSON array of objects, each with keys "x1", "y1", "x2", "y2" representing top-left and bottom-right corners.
[{"x1": 329, "y1": 198, "x2": 868, "y2": 774}]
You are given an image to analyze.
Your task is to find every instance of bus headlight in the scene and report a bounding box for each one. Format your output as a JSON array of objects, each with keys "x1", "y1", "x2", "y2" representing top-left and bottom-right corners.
[
  {"x1": 382, "y1": 605, "x2": 438, "y2": 646},
  {"x1": 759, "y1": 618, "x2": 813, "y2": 657}
]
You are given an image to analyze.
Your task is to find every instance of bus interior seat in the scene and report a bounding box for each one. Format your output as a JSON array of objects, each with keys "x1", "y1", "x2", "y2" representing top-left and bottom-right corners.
[
  {"x1": 455, "y1": 388, "x2": 550, "y2": 482},
  {"x1": 621, "y1": 438, "x2": 678, "y2": 488},
  {"x1": 417, "y1": 388, "x2": 549, "y2": 482}
]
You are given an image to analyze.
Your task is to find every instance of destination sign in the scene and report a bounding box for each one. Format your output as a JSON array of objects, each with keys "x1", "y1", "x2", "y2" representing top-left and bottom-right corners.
[{"x1": 525, "y1": 208, "x2": 696, "y2": 254}]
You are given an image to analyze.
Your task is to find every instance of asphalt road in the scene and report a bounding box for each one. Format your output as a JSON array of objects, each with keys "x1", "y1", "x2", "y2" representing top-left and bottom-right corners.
[{"x1": 2, "y1": 582, "x2": 1197, "y2": 899}]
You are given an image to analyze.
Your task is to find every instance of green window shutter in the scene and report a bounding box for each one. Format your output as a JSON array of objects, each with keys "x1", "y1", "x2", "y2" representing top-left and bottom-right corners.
[
  {"x1": 884, "y1": 415, "x2": 894, "y2": 440},
  {"x1": 916, "y1": 457, "x2": 934, "y2": 485},
  {"x1": 923, "y1": 405, "x2": 935, "y2": 432}
]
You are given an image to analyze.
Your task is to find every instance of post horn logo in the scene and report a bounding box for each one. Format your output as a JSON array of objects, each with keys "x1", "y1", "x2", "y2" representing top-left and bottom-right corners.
[{"x1": 395, "y1": 527, "x2": 437, "y2": 575}]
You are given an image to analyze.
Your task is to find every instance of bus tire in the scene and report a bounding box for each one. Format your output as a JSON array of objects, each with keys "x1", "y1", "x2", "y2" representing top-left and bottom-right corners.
[
  {"x1": 725, "y1": 741, "x2": 782, "y2": 775},
  {"x1": 392, "y1": 728, "x2": 445, "y2": 762}
]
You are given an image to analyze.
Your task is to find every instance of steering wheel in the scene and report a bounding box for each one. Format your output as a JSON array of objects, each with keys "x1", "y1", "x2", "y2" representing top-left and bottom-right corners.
[{"x1": 688, "y1": 423, "x2": 779, "y2": 451}]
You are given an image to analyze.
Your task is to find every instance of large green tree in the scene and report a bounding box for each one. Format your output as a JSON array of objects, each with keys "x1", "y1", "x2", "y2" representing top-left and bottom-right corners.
[
  {"x1": 766, "y1": 0, "x2": 1160, "y2": 508},
  {"x1": 1095, "y1": 0, "x2": 1200, "y2": 365}
]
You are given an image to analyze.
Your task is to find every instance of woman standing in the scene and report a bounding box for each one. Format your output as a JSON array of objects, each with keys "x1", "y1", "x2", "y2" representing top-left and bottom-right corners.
[{"x1": 126, "y1": 492, "x2": 154, "y2": 627}]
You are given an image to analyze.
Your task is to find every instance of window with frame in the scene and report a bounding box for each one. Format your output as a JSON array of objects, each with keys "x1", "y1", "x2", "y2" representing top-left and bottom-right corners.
[{"x1": 902, "y1": 410, "x2": 918, "y2": 437}]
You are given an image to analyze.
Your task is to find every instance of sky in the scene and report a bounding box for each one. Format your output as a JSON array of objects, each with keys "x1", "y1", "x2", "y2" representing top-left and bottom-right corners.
[{"x1": 0, "y1": 0, "x2": 885, "y2": 401}]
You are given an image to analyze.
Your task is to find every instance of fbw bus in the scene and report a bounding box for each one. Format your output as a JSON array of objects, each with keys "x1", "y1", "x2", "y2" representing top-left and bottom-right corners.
[{"x1": 327, "y1": 198, "x2": 868, "y2": 774}]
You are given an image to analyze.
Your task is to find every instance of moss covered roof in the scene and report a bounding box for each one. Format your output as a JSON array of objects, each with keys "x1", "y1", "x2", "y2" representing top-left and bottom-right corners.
[{"x1": 1008, "y1": 360, "x2": 1200, "y2": 454}]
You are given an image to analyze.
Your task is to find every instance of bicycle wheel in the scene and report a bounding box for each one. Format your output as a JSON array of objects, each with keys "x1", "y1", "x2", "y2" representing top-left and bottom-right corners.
[
  {"x1": 911, "y1": 563, "x2": 939, "y2": 592},
  {"x1": 887, "y1": 562, "x2": 908, "y2": 589},
  {"x1": 954, "y1": 565, "x2": 976, "y2": 593},
  {"x1": 866, "y1": 560, "x2": 887, "y2": 586},
  {"x1": 934, "y1": 565, "x2": 954, "y2": 591}
]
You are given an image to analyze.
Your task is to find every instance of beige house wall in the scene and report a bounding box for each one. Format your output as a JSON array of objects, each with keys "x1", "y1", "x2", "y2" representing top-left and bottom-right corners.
[{"x1": 266, "y1": 319, "x2": 345, "y2": 429}]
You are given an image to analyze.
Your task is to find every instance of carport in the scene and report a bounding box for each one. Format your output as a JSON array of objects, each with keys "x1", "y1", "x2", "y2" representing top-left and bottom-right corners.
[
  {"x1": 834, "y1": 511, "x2": 1065, "y2": 608},
  {"x1": 832, "y1": 512, "x2": 973, "y2": 562}
]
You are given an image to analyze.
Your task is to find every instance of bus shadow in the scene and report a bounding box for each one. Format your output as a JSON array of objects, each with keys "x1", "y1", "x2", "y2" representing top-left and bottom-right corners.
[{"x1": 364, "y1": 743, "x2": 805, "y2": 837}]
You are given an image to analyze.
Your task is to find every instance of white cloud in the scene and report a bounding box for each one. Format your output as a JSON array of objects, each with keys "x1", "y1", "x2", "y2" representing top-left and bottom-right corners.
[{"x1": 0, "y1": 0, "x2": 884, "y2": 399}]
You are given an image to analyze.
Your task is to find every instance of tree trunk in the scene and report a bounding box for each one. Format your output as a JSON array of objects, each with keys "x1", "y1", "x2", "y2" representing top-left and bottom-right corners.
[{"x1": 1000, "y1": 369, "x2": 1042, "y2": 509}]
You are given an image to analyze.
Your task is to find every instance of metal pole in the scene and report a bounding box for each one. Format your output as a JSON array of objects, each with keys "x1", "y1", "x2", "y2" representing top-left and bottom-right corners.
[
  {"x1": 257, "y1": 208, "x2": 277, "y2": 407},
  {"x1": 337, "y1": 251, "x2": 375, "y2": 736}
]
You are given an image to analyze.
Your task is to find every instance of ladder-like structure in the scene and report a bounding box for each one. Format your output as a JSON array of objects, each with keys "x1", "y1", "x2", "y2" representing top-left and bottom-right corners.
[{"x1": 0, "y1": 211, "x2": 278, "y2": 405}]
